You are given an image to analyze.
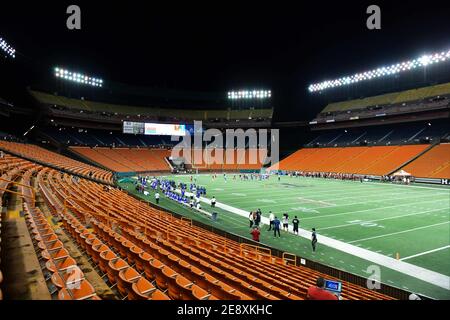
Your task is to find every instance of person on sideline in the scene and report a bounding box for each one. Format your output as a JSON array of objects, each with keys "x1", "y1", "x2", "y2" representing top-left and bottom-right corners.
[
  {"x1": 273, "y1": 216, "x2": 281, "y2": 238},
  {"x1": 282, "y1": 214, "x2": 289, "y2": 231},
  {"x1": 312, "y1": 228, "x2": 318, "y2": 252},
  {"x1": 292, "y1": 216, "x2": 300, "y2": 235},
  {"x1": 250, "y1": 226, "x2": 260, "y2": 242},
  {"x1": 155, "y1": 192, "x2": 160, "y2": 204},
  {"x1": 249, "y1": 211, "x2": 254, "y2": 228},
  {"x1": 267, "y1": 211, "x2": 275, "y2": 231}
]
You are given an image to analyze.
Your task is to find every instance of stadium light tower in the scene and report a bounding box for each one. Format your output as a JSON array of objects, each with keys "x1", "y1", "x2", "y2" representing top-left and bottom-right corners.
[
  {"x1": 54, "y1": 67, "x2": 104, "y2": 87},
  {"x1": 0, "y1": 37, "x2": 16, "y2": 58},
  {"x1": 308, "y1": 48, "x2": 450, "y2": 93},
  {"x1": 227, "y1": 90, "x2": 272, "y2": 100}
]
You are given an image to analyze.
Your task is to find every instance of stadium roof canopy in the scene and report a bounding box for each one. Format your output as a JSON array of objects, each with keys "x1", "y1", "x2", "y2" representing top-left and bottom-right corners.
[
  {"x1": 30, "y1": 90, "x2": 274, "y2": 121},
  {"x1": 321, "y1": 82, "x2": 450, "y2": 114}
]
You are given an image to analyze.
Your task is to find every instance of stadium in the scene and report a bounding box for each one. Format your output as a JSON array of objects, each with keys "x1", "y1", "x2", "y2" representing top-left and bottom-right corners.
[{"x1": 0, "y1": 3, "x2": 449, "y2": 305}]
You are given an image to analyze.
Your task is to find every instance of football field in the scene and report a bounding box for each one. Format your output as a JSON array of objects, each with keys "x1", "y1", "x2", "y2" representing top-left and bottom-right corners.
[{"x1": 119, "y1": 174, "x2": 450, "y2": 299}]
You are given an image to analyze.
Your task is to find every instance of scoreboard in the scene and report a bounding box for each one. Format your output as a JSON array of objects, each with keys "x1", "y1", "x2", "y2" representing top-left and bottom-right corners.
[
  {"x1": 123, "y1": 121, "x2": 187, "y2": 136},
  {"x1": 123, "y1": 121, "x2": 145, "y2": 135}
]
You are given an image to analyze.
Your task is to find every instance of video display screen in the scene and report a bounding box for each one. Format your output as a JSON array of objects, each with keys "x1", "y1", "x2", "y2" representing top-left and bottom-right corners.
[{"x1": 123, "y1": 121, "x2": 187, "y2": 136}]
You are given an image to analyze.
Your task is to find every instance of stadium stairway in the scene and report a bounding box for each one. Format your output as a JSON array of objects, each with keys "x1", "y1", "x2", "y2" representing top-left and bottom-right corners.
[
  {"x1": 386, "y1": 143, "x2": 438, "y2": 175},
  {"x1": 402, "y1": 143, "x2": 450, "y2": 178}
]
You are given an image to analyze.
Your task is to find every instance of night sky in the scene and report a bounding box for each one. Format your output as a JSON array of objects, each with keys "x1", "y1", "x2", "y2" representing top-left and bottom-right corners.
[{"x1": 1, "y1": 1, "x2": 450, "y2": 121}]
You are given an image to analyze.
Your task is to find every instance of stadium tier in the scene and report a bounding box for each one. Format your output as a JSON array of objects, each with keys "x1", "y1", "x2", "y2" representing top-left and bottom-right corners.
[
  {"x1": 322, "y1": 82, "x2": 450, "y2": 114},
  {"x1": 0, "y1": 152, "x2": 394, "y2": 300},
  {"x1": 70, "y1": 147, "x2": 172, "y2": 173},
  {"x1": 69, "y1": 147, "x2": 266, "y2": 173},
  {"x1": 402, "y1": 143, "x2": 450, "y2": 178},
  {"x1": 307, "y1": 120, "x2": 450, "y2": 147},
  {"x1": 311, "y1": 83, "x2": 450, "y2": 126},
  {"x1": 0, "y1": 141, "x2": 113, "y2": 184},
  {"x1": 43, "y1": 127, "x2": 172, "y2": 147},
  {"x1": 179, "y1": 148, "x2": 266, "y2": 171},
  {"x1": 271, "y1": 144, "x2": 446, "y2": 176},
  {"x1": 31, "y1": 90, "x2": 274, "y2": 124}
]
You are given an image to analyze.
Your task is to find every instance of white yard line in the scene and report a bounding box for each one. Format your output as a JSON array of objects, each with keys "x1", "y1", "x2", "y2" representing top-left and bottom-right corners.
[
  {"x1": 249, "y1": 192, "x2": 447, "y2": 211},
  {"x1": 348, "y1": 222, "x2": 450, "y2": 243},
  {"x1": 319, "y1": 208, "x2": 449, "y2": 231},
  {"x1": 364, "y1": 181, "x2": 450, "y2": 192},
  {"x1": 297, "y1": 197, "x2": 335, "y2": 206},
  {"x1": 178, "y1": 174, "x2": 450, "y2": 194},
  {"x1": 400, "y1": 245, "x2": 450, "y2": 261},
  {"x1": 300, "y1": 198, "x2": 449, "y2": 221},
  {"x1": 215, "y1": 184, "x2": 433, "y2": 202},
  {"x1": 180, "y1": 190, "x2": 450, "y2": 291}
]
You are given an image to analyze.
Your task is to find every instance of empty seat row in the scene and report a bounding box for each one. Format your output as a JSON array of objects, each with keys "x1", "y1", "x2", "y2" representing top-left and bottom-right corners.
[
  {"x1": 402, "y1": 143, "x2": 450, "y2": 178},
  {"x1": 22, "y1": 201, "x2": 100, "y2": 300},
  {"x1": 271, "y1": 144, "x2": 430, "y2": 176},
  {"x1": 19, "y1": 167, "x2": 101, "y2": 300},
  {"x1": 45, "y1": 169, "x2": 392, "y2": 300},
  {"x1": 0, "y1": 152, "x2": 395, "y2": 300},
  {"x1": 0, "y1": 141, "x2": 113, "y2": 184},
  {"x1": 59, "y1": 208, "x2": 171, "y2": 300}
]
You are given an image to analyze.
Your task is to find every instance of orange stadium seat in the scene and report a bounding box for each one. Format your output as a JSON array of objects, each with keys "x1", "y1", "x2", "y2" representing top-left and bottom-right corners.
[
  {"x1": 403, "y1": 144, "x2": 450, "y2": 178},
  {"x1": 0, "y1": 151, "x2": 397, "y2": 300},
  {"x1": 273, "y1": 145, "x2": 430, "y2": 176},
  {"x1": 70, "y1": 147, "x2": 172, "y2": 172}
]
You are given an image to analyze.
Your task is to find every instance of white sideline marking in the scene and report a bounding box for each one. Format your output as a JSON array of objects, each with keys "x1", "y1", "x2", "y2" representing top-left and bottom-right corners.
[
  {"x1": 400, "y1": 245, "x2": 450, "y2": 261},
  {"x1": 180, "y1": 190, "x2": 450, "y2": 291},
  {"x1": 348, "y1": 222, "x2": 450, "y2": 243}
]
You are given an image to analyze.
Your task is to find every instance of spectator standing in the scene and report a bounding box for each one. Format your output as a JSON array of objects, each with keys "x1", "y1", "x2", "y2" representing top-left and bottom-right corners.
[
  {"x1": 249, "y1": 211, "x2": 254, "y2": 228},
  {"x1": 292, "y1": 216, "x2": 300, "y2": 235},
  {"x1": 255, "y1": 209, "x2": 261, "y2": 226},
  {"x1": 282, "y1": 214, "x2": 289, "y2": 231},
  {"x1": 273, "y1": 216, "x2": 281, "y2": 238},
  {"x1": 312, "y1": 228, "x2": 318, "y2": 252},
  {"x1": 250, "y1": 226, "x2": 260, "y2": 242},
  {"x1": 267, "y1": 211, "x2": 275, "y2": 231}
]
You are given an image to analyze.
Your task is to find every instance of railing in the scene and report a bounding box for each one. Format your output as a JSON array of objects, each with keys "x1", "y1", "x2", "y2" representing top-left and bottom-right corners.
[
  {"x1": 180, "y1": 217, "x2": 192, "y2": 226},
  {"x1": 0, "y1": 176, "x2": 36, "y2": 204},
  {"x1": 122, "y1": 187, "x2": 426, "y2": 299},
  {"x1": 282, "y1": 252, "x2": 297, "y2": 266},
  {"x1": 240, "y1": 243, "x2": 272, "y2": 262}
]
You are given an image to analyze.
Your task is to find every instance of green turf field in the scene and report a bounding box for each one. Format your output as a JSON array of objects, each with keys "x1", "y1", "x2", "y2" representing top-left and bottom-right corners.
[{"x1": 118, "y1": 174, "x2": 450, "y2": 299}]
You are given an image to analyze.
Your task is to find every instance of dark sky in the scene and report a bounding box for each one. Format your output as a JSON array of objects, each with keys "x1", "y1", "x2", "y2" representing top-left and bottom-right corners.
[{"x1": 1, "y1": 1, "x2": 450, "y2": 121}]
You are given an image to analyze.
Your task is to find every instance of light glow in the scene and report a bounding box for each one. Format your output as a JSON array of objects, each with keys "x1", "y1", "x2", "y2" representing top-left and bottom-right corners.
[
  {"x1": 54, "y1": 67, "x2": 103, "y2": 87},
  {"x1": 308, "y1": 49, "x2": 450, "y2": 93},
  {"x1": 227, "y1": 90, "x2": 271, "y2": 100},
  {"x1": 0, "y1": 37, "x2": 16, "y2": 58}
]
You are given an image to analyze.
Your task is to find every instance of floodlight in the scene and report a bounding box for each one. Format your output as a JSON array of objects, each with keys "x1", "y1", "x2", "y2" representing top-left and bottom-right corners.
[
  {"x1": 0, "y1": 37, "x2": 16, "y2": 58},
  {"x1": 227, "y1": 89, "x2": 272, "y2": 100},
  {"x1": 54, "y1": 66, "x2": 104, "y2": 88},
  {"x1": 308, "y1": 48, "x2": 450, "y2": 92}
]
